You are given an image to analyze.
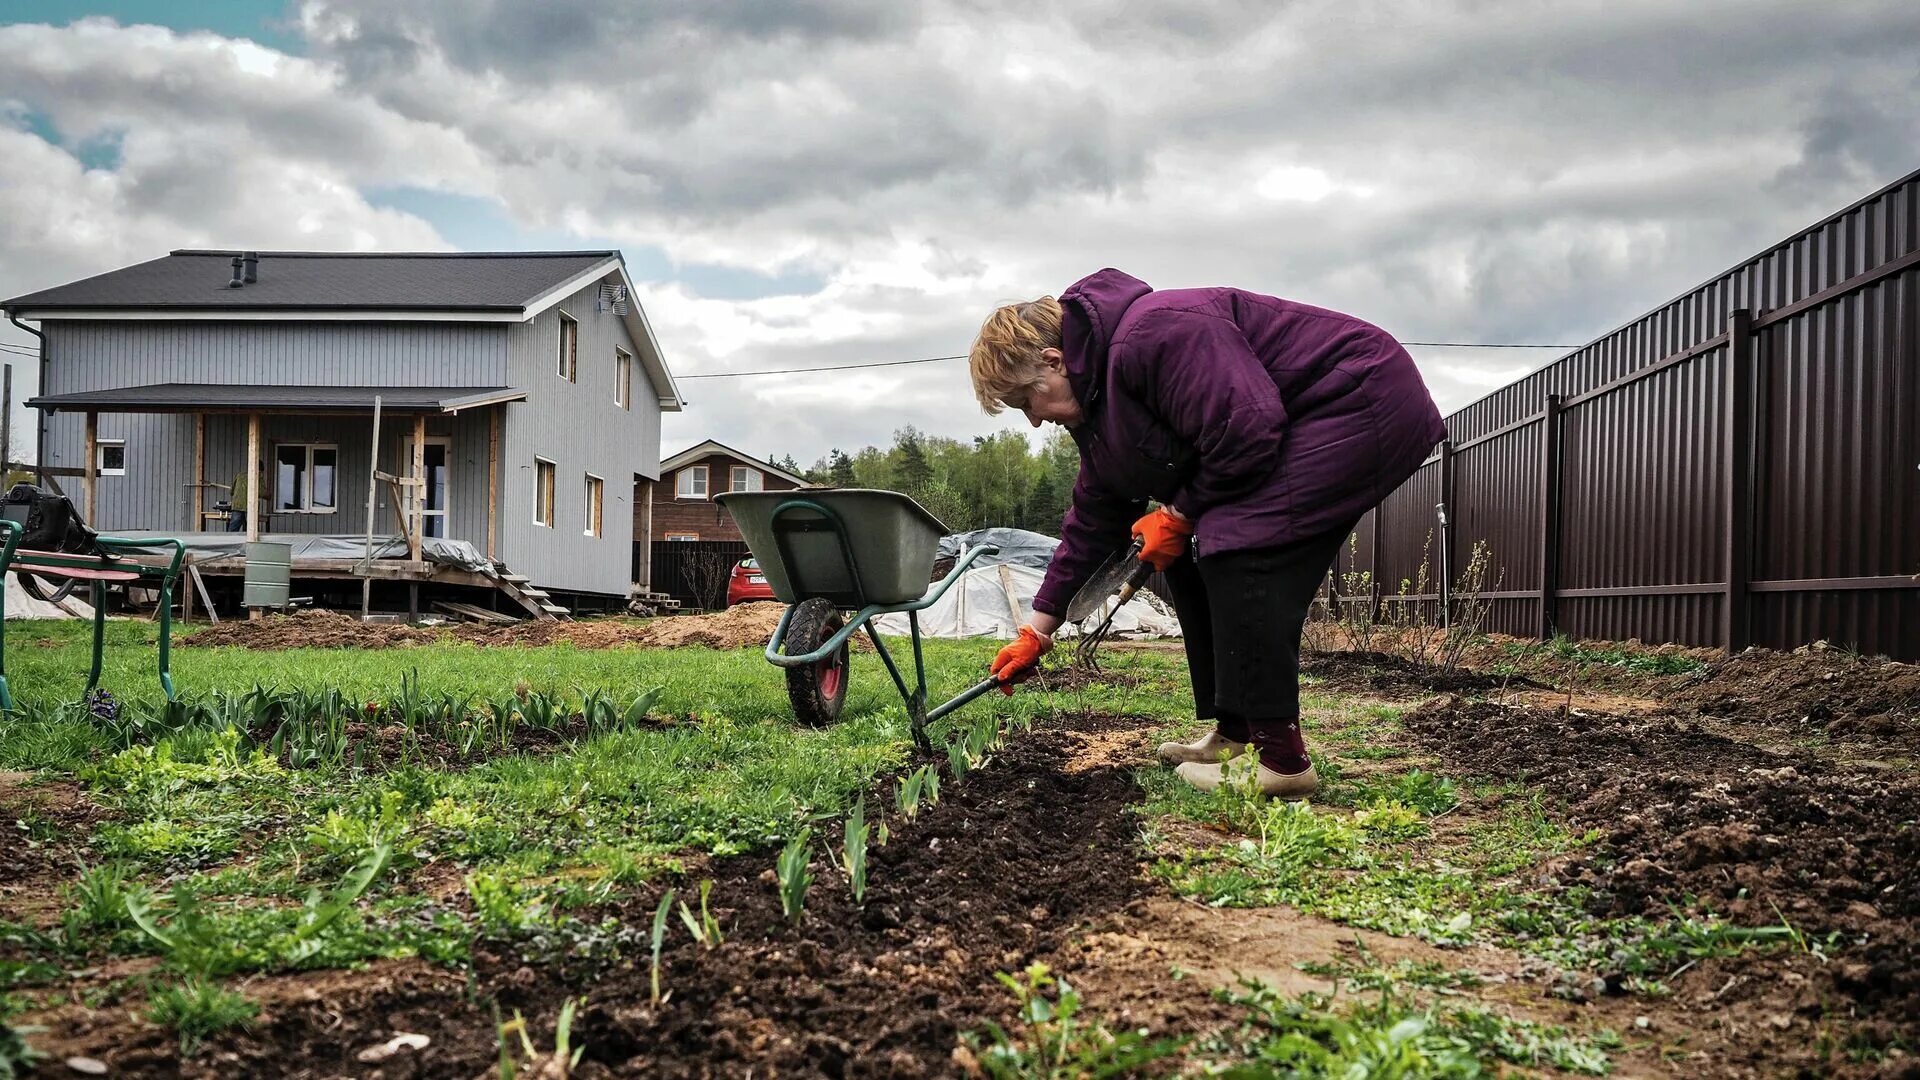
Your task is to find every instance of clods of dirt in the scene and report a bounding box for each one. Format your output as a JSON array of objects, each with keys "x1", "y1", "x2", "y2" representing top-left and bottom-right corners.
[
  {"x1": 0, "y1": 774, "x2": 104, "y2": 930},
  {"x1": 180, "y1": 610, "x2": 440, "y2": 649},
  {"x1": 1667, "y1": 644, "x2": 1920, "y2": 746},
  {"x1": 1399, "y1": 695, "x2": 1920, "y2": 1032},
  {"x1": 180, "y1": 605, "x2": 791, "y2": 652},
  {"x1": 1301, "y1": 650, "x2": 1535, "y2": 698}
]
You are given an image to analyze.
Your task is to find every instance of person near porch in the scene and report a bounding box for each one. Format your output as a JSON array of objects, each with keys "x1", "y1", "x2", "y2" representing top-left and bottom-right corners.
[
  {"x1": 226, "y1": 469, "x2": 248, "y2": 533},
  {"x1": 968, "y1": 269, "x2": 1445, "y2": 798}
]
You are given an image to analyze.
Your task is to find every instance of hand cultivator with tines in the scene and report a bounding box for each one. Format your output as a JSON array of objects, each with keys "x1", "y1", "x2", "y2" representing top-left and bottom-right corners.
[{"x1": 1066, "y1": 537, "x2": 1154, "y2": 671}]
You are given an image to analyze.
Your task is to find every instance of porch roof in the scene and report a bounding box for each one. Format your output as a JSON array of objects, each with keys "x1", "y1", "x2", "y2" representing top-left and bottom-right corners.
[{"x1": 27, "y1": 383, "x2": 526, "y2": 415}]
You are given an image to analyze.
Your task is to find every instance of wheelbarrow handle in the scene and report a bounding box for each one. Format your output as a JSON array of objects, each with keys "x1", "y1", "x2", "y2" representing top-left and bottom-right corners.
[{"x1": 925, "y1": 674, "x2": 1007, "y2": 725}]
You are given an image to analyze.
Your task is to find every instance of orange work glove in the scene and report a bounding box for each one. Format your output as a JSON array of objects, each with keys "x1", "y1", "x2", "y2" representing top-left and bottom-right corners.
[
  {"x1": 990, "y1": 625, "x2": 1053, "y2": 695},
  {"x1": 1131, "y1": 506, "x2": 1194, "y2": 571}
]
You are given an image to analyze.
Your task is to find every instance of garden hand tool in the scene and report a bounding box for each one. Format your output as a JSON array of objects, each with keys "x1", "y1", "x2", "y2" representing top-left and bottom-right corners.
[{"x1": 1066, "y1": 537, "x2": 1154, "y2": 668}]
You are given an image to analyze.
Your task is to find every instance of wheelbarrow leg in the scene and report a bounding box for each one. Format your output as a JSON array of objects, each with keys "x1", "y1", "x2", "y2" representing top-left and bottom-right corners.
[{"x1": 865, "y1": 622, "x2": 931, "y2": 754}]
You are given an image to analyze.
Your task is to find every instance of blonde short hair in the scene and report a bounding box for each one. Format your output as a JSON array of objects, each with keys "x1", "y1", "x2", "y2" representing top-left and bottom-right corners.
[{"x1": 968, "y1": 296, "x2": 1062, "y2": 414}]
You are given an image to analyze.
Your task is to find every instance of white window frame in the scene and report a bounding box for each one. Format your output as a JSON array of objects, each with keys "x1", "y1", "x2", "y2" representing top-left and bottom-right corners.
[
  {"x1": 664, "y1": 532, "x2": 700, "y2": 541},
  {"x1": 583, "y1": 473, "x2": 604, "y2": 538},
  {"x1": 557, "y1": 312, "x2": 578, "y2": 382},
  {"x1": 533, "y1": 457, "x2": 556, "y2": 527},
  {"x1": 96, "y1": 439, "x2": 126, "y2": 477},
  {"x1": 676, "y1": 465, "x2": 709, "y2": 499},
  {"x1": 729, "y1": 465, "x2": 763, "y2": 493},
  {"x1": 614, "y1": 347, "x2": 633, "y2": 410},
  {"x1": 272, "y1": 442, "x2": 339, "y2": 513}
]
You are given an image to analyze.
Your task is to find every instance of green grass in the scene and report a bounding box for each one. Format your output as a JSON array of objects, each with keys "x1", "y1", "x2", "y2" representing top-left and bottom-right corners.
[{"x1": 0, "y1": 623, "x2": 1193, "y2": 1007}]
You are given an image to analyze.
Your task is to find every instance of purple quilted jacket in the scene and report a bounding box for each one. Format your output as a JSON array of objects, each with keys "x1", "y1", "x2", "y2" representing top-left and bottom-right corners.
[{"x1": 1031, "y1": 269, "x2": 1447, "y2": 617}]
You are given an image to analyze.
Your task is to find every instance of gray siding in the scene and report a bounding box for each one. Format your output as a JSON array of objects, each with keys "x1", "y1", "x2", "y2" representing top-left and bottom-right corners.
[
  {"x1": 500, "y1": 278, "x2": 662, "y2": 595},
  {"x1": 41, "y1": 319, "x2": 509, "y2": 540},
  {"x1": 38, "y1": 304, "x2": 662, "y2": 598}
]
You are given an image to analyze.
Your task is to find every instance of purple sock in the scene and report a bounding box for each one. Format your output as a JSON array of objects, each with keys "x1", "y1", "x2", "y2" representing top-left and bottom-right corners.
[
  {"x1": 1248, "y1": 718, "x2": 1310, "y2": 775},
  {"x1": 1213, "y1": 714, "x2": 1250, "y2": 744}
]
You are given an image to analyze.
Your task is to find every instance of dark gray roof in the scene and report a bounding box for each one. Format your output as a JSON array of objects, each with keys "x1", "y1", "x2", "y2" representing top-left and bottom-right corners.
[
  {"x1": 28, "y1": 383, "x2": 526, "y2": 414},
  {"x1": 2, "y1": 250, "x2": 617, "y2": 312}
]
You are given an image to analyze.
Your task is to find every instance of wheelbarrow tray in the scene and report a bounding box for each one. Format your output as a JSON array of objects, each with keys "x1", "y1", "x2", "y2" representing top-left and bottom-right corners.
[{"x1": 715, "y1": 489, "x2": 948, "y2": 607}]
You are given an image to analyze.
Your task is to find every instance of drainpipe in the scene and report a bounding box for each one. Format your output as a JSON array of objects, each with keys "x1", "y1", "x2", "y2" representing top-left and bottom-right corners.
[{"x1": 6, "y1": 313, "x2": 42, "y2": 483}]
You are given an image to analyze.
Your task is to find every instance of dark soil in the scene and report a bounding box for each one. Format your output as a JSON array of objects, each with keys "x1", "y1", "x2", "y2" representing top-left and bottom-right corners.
[
  {"x1": 67, "y1": 711, "x2": 1162, "y2": 1078},
  {"x1": 0, "y1": 775, "x2": 102, "y2": 930},
  {"x1": 1301, "y1": 650, "x2": 1536, "y2": 698},
  {"x1": 1399, "y1": 696, "x2": 1920, "y2": 1035},
  {"x1": 1666, "y1": 644, "x2": 1920, "y2": 749}
]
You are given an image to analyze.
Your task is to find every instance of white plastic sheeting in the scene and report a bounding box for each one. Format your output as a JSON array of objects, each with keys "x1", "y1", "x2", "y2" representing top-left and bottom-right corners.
[
  {"x1": 4, "y1": 573, "x2": 96, "y2": 619},
  {"x1": 873, "y1": 560, "x2": 1181, "y2": 641}
]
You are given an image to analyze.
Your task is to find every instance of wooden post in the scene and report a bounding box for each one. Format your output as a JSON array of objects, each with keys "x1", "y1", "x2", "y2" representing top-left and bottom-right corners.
[
  {"x1": 246, "y1": 413, "x2": 262, "y2": 543},
  {"x1": 410, "y1": 413, "x2": 426, "y2": 564},
  {"x1": 1722, "y1": 308, "x2": 1755, "y2": 654},
  {"x1": 362, "y1": 397, "x2": 383, "y2": 622},
  {"x1": 486, "y1": 407, "x2": 500, "y2": 562},
  {"x1": 1, "y1": 364, "x2": 12, "y2": 479},
  {"x1": 1537, "y1": 395, "x2": 1565, "y2": 640},
  {"x1": 192, "y1": 413, "x2": 205, "y2": 532},
  {"x1": 83, "y1": 411, "x2": 98, "y2": 525},
  {"x1": 1436, "y1": 439, "x2": 1454, "y2": 628}
]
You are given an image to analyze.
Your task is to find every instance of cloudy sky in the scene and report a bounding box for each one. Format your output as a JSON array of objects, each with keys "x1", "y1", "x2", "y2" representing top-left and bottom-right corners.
[{"x1": 1, "y1": 0, "x2": 1915, "y2": 467}]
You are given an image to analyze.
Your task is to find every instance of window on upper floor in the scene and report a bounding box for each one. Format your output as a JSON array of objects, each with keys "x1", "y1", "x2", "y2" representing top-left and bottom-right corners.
[
  {"x1": 274, "y1": 443, "x2": 337, "y2": 512},
  {"x1": 730, "y1": 466, "x2": 763, "y2": 493},
  {"x1": 615, "y1": 347, "x2": 633, "y2": 410},
  {"x1": 676, "y1": 465, "x2": 708, "y2": 499},
  {"x1": 557, "y1": 312, "x2": 578, "y2": 382}
]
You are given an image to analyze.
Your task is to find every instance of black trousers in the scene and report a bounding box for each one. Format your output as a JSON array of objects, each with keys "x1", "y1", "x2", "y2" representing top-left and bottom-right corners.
[{"x1": 1162, "y1": 524, "x2": 1352, "y2": 769}]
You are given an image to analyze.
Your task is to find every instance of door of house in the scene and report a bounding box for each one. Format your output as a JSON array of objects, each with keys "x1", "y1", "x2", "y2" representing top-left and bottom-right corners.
[{"x1": 393, "y1": 435, "x2": 452, "y2": 540}]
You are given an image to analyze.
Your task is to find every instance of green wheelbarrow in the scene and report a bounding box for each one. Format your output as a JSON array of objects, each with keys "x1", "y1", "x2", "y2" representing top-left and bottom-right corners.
[{"x1": 715, "y1": 489, "x2": 1006, "y2": 752}]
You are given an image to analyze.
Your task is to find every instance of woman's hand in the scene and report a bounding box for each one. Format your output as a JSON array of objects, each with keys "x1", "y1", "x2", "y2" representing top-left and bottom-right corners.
[
  {"x1": 990, "y1": 625, "x2": 1054, "y2": 695},
  {"x1": 1131, "y1": 506, "x2": 1194, "y2": 570}
]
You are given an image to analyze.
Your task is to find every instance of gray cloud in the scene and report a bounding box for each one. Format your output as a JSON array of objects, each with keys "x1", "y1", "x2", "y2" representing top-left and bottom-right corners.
[{"x1": 1, "y1": 2, "x2": 1916, "y2": 468}]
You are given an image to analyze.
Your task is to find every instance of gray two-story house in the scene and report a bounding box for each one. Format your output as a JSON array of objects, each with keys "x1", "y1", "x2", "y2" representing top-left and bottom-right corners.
[{"x1": 1, "y1": 250, "x2": 681, "y2": 615}]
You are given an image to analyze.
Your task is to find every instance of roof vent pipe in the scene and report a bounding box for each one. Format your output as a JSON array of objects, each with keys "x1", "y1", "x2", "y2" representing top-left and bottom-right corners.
[
  {"x1": 242, "y1": 251, "x2": 258, "y2": 284},
  {"x1": 228, "y1": 257, "x2": 245, "y2": 289}
]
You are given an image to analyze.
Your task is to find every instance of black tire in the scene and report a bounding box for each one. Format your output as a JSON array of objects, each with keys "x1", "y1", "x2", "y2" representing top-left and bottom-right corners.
[{"x1": 784, "y1": 598, "x2": 850, "y2": 727}]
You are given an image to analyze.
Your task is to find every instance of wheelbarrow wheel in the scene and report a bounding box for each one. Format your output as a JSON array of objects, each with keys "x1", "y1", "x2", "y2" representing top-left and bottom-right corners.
[{"x1": 784, "y1": 598, "x2": 849, "y2": 727}]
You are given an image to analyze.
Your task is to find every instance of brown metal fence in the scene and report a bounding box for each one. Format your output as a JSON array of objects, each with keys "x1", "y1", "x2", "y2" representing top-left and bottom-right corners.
[
  {"x1": 645, "y1": 540, "x2": 751, "y2": 610},
  {"x1": 1354, "y1": 167, "x2": 1920, "y2": 661}
]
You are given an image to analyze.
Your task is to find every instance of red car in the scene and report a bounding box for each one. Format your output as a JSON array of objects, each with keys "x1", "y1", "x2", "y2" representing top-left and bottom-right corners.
[{"x1": 726, "y1": 557, "x2": 777, "y2": 607}]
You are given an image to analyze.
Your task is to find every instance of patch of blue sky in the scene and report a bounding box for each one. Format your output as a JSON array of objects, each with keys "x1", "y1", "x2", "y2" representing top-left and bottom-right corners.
[
  {"x1": 365, "y1": 185, "x2": 827, "y2": 300},
  {"x1": 3, "y1": 1, "x2": 305, "y2": 53},
  {"x1": 4, "y1": 106, "x2": 124, "y2": 171}
]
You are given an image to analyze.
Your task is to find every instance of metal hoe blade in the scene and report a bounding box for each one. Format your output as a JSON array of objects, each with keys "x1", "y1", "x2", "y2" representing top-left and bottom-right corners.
[{"x1": 1065, "y1": 538, "x2": 1145, "y2": 623}]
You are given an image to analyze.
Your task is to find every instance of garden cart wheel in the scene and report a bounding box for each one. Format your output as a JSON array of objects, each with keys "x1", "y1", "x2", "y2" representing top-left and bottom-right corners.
[{"x1": 784, "y1": 598, "x2": 849, "y2": 726}]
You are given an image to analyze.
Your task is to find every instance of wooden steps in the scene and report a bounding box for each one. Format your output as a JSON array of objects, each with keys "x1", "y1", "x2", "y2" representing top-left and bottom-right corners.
[{"x1": 488, "y1": 561, "x2": 568, "y2": 622}]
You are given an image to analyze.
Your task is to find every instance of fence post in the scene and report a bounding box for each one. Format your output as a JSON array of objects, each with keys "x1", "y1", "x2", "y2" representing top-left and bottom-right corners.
[
  {"x1": 1722, "y1": 308, "x2": 1755, "y2": 653},
  {"x1": 1369, "y1": 505, "x2": 1384, "y2": 622},
  {"x1": 1537, "y1": 395, "x2": 1564, "y2": 640},
  {"x1": 1436, "y1": 440, "x2": 1454, "y2": 628}
]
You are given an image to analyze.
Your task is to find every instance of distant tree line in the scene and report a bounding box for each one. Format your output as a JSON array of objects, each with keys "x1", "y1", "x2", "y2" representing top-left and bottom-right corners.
[{"x1": 764, "y1": 427, "x2": 1080, "y2": 536}]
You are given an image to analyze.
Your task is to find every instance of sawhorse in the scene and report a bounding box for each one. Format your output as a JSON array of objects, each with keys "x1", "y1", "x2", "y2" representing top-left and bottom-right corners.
[{"x1": 0, "y1": 520, "x2": 186, "y2": 710}]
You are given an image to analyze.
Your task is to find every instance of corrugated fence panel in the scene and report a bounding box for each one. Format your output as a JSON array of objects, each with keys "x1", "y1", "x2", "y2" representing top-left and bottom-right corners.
[
  {"x1": 1375, "y1": 461, "x2": 1441, "y2": 599},
  {"x1": 1556, "y1": 594, "x2": 1722, "y2": 649},
  {"x1": 1452, "y1": 423, "x2": 1541, "y2": 589},
  {"x1": 1355, "y1": 168, "x2": 1919, "y2": 659},
  {"x1": 1560, "y1": 351, "x2": 1727, "y2": 585},
  {"x1": 1450, "y1": 422, "x2": 1541, "y2": 637}
]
